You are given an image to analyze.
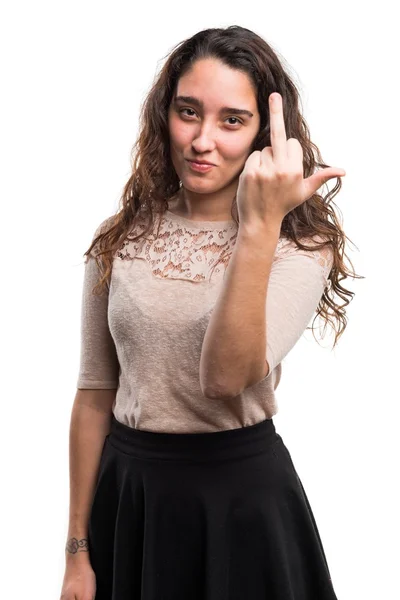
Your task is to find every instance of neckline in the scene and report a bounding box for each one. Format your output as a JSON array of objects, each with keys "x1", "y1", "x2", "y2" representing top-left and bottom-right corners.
[{"x1": 164, "y1": 209, "x2": 236, "y2": 229}]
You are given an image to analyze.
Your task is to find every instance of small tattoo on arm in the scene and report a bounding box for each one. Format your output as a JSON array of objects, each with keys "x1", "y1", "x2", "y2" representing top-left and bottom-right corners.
[{"x1": 65, "y1": 537, "x2": 89, "y2": 554}]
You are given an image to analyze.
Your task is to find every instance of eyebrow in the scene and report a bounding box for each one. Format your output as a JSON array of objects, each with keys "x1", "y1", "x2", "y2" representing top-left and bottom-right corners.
[{"x1": 173, "y1": 95, "x2": 254, "y2": 118}]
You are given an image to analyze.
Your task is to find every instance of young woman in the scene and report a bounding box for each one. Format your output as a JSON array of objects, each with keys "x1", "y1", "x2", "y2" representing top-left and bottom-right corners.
[{"x1": 61, "y1": 25, "x2": 360, "y2": 600}]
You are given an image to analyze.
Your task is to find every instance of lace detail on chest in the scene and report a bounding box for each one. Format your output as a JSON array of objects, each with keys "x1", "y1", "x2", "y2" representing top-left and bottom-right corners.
[
  {"x1": 114, "y1": 213, "x2": 333, "y2": 284},
  {"x1": 115, "y1": 214, "x2": 239, "y2": 282}
]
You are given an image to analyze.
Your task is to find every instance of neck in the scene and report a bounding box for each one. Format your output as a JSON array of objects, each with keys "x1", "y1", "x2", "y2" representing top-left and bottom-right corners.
[{"x1": 169, "y1": 182, "x2": 238, "y2": 222}]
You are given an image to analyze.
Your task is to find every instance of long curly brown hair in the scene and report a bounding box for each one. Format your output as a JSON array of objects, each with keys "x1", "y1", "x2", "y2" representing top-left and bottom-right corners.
[{"x1": 84, "y1": 25, "x2": 363, "y2": 348}]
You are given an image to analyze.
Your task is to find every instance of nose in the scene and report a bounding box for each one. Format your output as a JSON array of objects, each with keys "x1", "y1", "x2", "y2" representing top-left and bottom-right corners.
[{"x1": 191, "y1": 123, "x2": 217, "y2": 154}]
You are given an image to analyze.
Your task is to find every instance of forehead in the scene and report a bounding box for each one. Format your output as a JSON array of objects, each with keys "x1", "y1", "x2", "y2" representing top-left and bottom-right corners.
[{"x1": 175, "y1": 58, "x2": 257, "y2": 109}]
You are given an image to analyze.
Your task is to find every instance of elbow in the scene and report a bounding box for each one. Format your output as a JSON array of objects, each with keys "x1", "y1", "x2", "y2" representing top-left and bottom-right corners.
[
  {"x1": 200, "y1": 380, "x2": 239, "y2": 400},
  {"x1": 201, "y1": 387, "x2": 218, "y2": 400},
  {"x1": 201, "y1": 359, "x2": 270, "y2": 399}
]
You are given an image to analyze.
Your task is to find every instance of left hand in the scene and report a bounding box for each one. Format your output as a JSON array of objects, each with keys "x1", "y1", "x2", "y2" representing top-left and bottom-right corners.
[{"x1": 236, "y1": 92, "x2": 346, "y2": 229}]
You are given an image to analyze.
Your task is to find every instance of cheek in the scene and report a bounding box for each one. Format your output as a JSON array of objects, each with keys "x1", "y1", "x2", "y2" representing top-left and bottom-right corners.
[
  {"x1": 168, "y1": 117, "x2": 191, "y2": 148},
  {"x1": 219, "y1": 137, "x2": 252, "y2": 161}
]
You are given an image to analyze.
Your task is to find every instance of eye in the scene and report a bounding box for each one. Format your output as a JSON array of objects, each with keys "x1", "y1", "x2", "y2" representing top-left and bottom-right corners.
[
  {"x1": 226, "y1": 116, "x2": 242, "y2": 126},
  {"x1": 178, "y1": 108, "x2": 243, "y2": 128},
  {"x1": 180, "y1": 108, "x2": 197, "y2": 118}
]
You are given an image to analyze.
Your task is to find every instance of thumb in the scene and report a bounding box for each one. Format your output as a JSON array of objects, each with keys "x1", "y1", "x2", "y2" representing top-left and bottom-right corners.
[{"x1": 304, "y1": 168, "x2": 346, "y2": 198}]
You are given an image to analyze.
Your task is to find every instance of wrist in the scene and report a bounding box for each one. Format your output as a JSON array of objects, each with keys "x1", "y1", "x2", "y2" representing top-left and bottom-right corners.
[
  {"x1": 237, "y1": 220, "x2": 282, "y2": 243},
  {"x1": 65, "y1": 534, "x2": 91, "y2": 562}
]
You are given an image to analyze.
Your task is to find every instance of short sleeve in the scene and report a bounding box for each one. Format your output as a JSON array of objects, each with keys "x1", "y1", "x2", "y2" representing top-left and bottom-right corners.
[
  {"x1": 263, "y1": 236, "x2": 334, "y2": 379},
  {"x1": 76, "y1": 218, "x2": 120, "y2": 389}
]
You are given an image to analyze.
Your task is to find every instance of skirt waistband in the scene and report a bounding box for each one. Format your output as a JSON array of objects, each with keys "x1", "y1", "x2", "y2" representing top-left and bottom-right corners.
[{"x1": 108, "y1": 414, "x2": 281, "y2": 462}]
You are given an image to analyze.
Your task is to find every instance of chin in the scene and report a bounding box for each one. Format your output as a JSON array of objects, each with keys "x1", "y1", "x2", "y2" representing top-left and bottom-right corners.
[{"x1": 181, "y1": 179, "x2": 216, "y2": 193}]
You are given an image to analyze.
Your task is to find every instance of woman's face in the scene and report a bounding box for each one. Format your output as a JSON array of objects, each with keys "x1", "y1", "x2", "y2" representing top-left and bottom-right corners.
[{"x1": 167, "y1": 58, "x2": 260, "y2": 194}]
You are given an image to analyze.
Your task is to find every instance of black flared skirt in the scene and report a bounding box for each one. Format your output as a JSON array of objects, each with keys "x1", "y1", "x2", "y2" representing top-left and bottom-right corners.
[{"x1": 88, "y1": 414, "x2": 339, "y2": 599}]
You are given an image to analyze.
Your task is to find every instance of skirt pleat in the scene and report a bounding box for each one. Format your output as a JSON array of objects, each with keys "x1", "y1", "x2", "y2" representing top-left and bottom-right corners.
[{"x1": 88, "y1": 414, "x2": 339, "y2": 599}]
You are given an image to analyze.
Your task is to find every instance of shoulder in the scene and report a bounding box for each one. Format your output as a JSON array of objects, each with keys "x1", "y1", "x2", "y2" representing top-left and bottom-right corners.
[
  {"x1": 275, "y1": 233, "x2": 333, "y2": 278},
  {"x1": 85, "y1": 215, "x2": 118, "y2": 262},
  {"x1": 93, "y1": 214, "x2": 118, "y2": 238},
  {"x1": 277, "y1": 233, "x2": 332, "y2": 256}
]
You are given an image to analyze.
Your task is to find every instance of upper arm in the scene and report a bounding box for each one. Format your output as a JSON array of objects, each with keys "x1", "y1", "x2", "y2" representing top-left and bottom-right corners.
[
  {"x1": 76, "y1": 218, "x2": 120, "y2": 391},
  {"x1": 260, "y1": 236, "x2": 333, "y2": 382},
  {"x1": 74, "y1": 388, "x2": 117, "y2": 414},
  {"x1": 262, "y1": 359, "x2": 270, "y2": 379}
]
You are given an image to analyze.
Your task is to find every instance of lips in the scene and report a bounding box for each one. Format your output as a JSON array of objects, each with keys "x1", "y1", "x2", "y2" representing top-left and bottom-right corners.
[
  {"x1": 187, "y1": 159, "x2": 215, "y2": 166},
  {"x1": 187, "y1": 160, "x2": 215, "y2": 173}
]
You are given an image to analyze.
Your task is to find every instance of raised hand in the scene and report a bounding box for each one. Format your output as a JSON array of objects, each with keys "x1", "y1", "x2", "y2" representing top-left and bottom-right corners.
[{"x1": 236, "y1": 92, "x2": 346, "y2": 230}]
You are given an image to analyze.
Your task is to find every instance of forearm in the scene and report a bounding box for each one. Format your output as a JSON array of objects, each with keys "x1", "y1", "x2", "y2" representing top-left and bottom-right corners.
[
  {"x1": 65, "y1": 391, "x2": 114, "y2": 565},
  {"x1": 199, "y1": 222, "x2": 281, "y2": 398}
]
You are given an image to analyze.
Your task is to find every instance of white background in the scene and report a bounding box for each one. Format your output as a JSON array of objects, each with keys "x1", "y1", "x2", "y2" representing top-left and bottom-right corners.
[{"x1": 1, "y1": 1, "x2": 398, "y2": 598}]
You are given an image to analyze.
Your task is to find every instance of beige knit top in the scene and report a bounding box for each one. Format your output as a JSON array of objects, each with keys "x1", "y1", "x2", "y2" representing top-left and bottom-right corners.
[{"x1": 76, "y1": 208, "x2": 333, "y2": 433}]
